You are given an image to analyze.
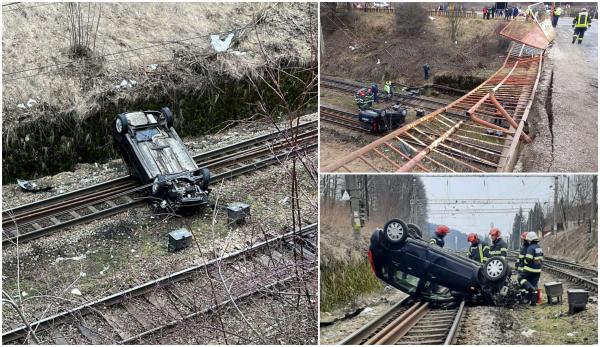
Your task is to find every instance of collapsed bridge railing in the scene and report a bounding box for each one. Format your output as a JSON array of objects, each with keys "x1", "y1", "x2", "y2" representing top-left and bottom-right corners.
[{"x1": 322, "y1": 7, "x2": 554, "y2": 173}]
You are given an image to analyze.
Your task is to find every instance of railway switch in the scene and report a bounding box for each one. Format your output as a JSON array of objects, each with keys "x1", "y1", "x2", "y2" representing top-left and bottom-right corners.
[
  {"x1": 567, "y1": 289, "x2": 589, "y2": 314},
  {"x1": 544, "y1": 281, "x2": 563, "y2": 304},
  {"x1": 168, "y1": 228, "x2": 193, "y2": 252},
  {"x1": 227, "y1": 202, "x2": 250, "y2": 225}
]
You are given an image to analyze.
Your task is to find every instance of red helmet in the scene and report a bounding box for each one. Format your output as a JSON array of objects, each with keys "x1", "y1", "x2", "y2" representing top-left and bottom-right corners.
[
  {"x1": 467, "y1": 233, "x2": 478, "y2": 244},
  {"x1": 435, "y1": 225, "x2": 450, "y2": 236},
  {"x1": 489, "y1": 227, "x2": 501, "y2": 239},
  {"x1": 520, "y1": 232, "x2": 528, "y2": 240}
]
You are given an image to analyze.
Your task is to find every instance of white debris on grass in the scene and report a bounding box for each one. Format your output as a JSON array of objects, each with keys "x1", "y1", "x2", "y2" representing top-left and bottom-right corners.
[
  {"x1": 279, "y1": 196, "x2": 289, "y2": 204},
  {"x1": 99, "y1": 266, "x2": 110, "y2": 275},
  {"x1": 521, "y1": 329, "x2": 536, "y2": 337},
  {"x1": 147, "y1": 63, "x2": 158, "y2": 71},
  {"x1": 211, "y1": 32, "x2": 234, "y2": 52},
  {"x1": 55, "y1": 254, "x2": 87, "y2": 263},
  {"x1": 115, "y1": 79, "x2": 138, "y2": 90},
  {"x1": 349, "y1": 46, "x2": 355, "y2": 50},
  {"x1": 26, "y1": 98, "x2": 37, "y2": 108},
  {"x1": 567, "y1": 332, "x2": 578, "y2": 337},
  {"x1": 428, "y1": 16, "x2": 436, "y2": 20},
  {"x1": 21, "y1": 291, "x2": 28, "y2": 297},
  {"x1": 376, "y1": 59, "x2": 380, "y2": 65},
  {"x1": 71, "y1": 288, "x2": 82, "y2": 296},
  {"x1": 231, "y1": 50, "x2": 247, "y2": 56}
]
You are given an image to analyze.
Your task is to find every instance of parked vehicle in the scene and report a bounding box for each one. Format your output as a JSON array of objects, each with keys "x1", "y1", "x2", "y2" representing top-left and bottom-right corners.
[
  {"x1": 113, "y1": 107, "x2": 210, "y2": 211},
  {"x1": 368, "y1": 218, "x2": 522, "y2": 306}
]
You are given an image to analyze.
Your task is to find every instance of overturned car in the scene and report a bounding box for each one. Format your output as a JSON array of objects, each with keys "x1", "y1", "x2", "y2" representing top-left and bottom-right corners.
[
  {"x1": 358, "y1": 103, "x2": 408, "y2": 133},
  {"x1": 113, "y1": 107, "x2": 210, "y2": 211},
  {"x1": 368, "y1": 218, "x2": 524, "y2": 306}
]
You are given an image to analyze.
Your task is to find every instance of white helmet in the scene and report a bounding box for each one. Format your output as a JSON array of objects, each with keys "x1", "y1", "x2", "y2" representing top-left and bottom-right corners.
[
  {"x1": 525, "y1": 231, "x2": 539, "y2": 242},
  {"x1": 582, "y1": 8, "x2": 587, "y2": 12}
]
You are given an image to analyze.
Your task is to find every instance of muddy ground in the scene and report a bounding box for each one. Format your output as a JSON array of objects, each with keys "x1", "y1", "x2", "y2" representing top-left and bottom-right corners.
[{"x1": 1, "y1": 117, "x2": 318, "y2": 338}]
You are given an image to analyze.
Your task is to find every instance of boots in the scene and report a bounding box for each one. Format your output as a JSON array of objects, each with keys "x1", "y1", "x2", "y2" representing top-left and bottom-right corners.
[{"x1": 529, "y1": 291, "x2": 537, "y2": 306}]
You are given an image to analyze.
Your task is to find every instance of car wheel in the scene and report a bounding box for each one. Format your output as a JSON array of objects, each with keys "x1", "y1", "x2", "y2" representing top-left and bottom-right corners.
[
  {"x1": 199, "y1": 168, "x2": 211, "y2": 191},
  {"x1": 482, "y1": 256, "x2": 508, "y2": 282},
  {"x1": 114, "y1": 114, "x2": 128, "y2": 135},
  {"x1": 407, "y1": 223, "x2": 423, "y2": 239},
  {"x1": 382, "y1": 219, "x2": 408, "y2": 244},
  {"x1": 161, "y1": 107, "x2": 174, "y2": 128}
]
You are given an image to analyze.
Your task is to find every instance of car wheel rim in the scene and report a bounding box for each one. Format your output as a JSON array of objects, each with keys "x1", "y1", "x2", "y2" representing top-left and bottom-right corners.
[
  {"x1": 487, "y1": 259, "x2": 504, "y2": 278},
  {"x1": 116, "y1": 118, "x2": 123, "y2": 133},
  {"x1": 386, "y1": 222, "x2": 404, "y2": 241}
]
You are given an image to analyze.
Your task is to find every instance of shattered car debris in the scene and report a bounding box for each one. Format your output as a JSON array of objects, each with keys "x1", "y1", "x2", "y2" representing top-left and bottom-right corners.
[
  {"x1": 113, "y1": 107, "x2": 210, "y2": 211},
  {"x1": 368, "y1": 218, "x2": 524, "y2": 306}
]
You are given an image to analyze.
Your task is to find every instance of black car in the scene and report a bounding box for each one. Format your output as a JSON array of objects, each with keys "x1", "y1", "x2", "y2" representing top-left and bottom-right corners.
[
  {"x1": 113, "y1": 107, "x2": 210, "y2": 211},
  {"x1": 368, "y1": 218, "x2": 520, "y2": 305},
  {"x1": 358, "y1": 103, "x2": 407, "y2": 133}
]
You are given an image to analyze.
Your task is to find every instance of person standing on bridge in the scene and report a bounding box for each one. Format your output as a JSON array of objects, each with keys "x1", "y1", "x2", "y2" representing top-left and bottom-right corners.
[
  {"x1": 552, "y1": 5, "x2": 563, "y2": 28},
  {"x1": 520, "y1": 232, "x2": 544, "y2": 306},
  {"x1": 430, "y1": 225, "x2": 449, "y2": 247},
  {"x1": 488, "y1": 227, "x2": 508, "y2": 258},
  {"x1": 572, "y1": 8, "x2": 592, "y2": 44},
  {"x1": 467, "y1": 233, "x2": 490, "y2": 264}
]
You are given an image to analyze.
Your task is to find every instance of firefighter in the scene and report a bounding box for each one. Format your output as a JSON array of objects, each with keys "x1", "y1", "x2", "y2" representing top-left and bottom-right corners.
[
  {"x1": 572, "y1": 8, "x2": 592, "y2": 44},
  {"x1": 467, "y1": 233, "x2": 489, "y2": 264},
  {"x1": 520, "y1": 231, "x2": 544, "y2": 306},
  {"x1": 488, "y1": 227, "x2": 508, "y2": 258},
  {"x1": 516, "y1": 232, "x2": 529, "y2": 272},
  {"x1": 552, "y1": 5, "x2": 562, "y2": 28},
  {"x1": 430, "y1": 225, "x2": 449, "y2": 247}
]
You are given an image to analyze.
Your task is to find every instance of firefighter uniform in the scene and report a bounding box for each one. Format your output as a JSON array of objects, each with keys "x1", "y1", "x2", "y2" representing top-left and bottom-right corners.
[
  {"x1": 430, "y1": 234, "x2": 445, "y2": 248},
  {"x1": 489, "y1": 238, "x2": 508, "y2": 257},
  {"x1": 573, "y1": 11, "x2": 592, "y2": 44},
  {"x1": 520, "y1": 240, "x2": 544, "y2": 305},
  {"x1": 468, "y1": 242, "x2": 490, "y2": 263},
  {"x1": 517, "y1": 241, "x2": 529, "y2": 271},
  {"x1": 552, "y1": 6, "x2": 562, "y2": 27}
]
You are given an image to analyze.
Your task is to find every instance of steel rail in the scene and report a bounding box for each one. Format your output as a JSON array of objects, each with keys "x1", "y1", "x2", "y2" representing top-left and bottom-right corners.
[
  {"x1": 339, "y1": 299, "x2": 466, "y2": 345},
  {"x1": 2, "y1": 223, "x2": 317, "y2": 344},
  {"x1": 322, "y1": 41, "x2": 542, "y2": 173}
]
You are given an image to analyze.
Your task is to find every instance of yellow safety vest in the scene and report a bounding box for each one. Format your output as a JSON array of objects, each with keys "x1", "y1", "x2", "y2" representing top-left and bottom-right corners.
[
  {"x1": 575, "y1": 12, "x2": 590, "y2": 28},
  {"x1": 554, "y1": 7, "x2": 562, "y2": 16}
]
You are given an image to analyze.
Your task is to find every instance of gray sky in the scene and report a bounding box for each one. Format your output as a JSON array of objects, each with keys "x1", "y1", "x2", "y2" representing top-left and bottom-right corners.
[{"x1": 420, "y1": 176, "x2": 555, "y2": 237}]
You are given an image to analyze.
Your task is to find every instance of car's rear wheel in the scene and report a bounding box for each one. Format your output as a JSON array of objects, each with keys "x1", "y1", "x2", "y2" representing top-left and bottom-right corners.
[
  {"x1": 161, "y1": 107, "x2": 174, "y2": 128},
  {"x1": 482, "y1": 256, "x2": 508, "y2": 282},
  {"x1": 382, "y1": 219, "x2": 408, "y2": 244},
  {"x1": 407, "y1": 223, "x2": 423, "y2": 239}
]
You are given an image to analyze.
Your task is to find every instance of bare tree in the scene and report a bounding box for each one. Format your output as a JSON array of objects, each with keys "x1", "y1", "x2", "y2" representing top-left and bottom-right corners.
[
  {"x1": 448, "y1": 3, "x2": 464, "y2": 43},
  {"x1": 65, "y1": 2, "x2": 102, "y2": 58}
]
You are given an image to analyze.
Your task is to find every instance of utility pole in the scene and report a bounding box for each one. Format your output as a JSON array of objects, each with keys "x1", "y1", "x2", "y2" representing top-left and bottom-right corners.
[
  {"x1": 592, "y1": 176, "x2": 597, "y2": 243},
  {"x1": 565, "y1": 175, "x2": 570, "y2": 230},
  {"x1": 345, "y1": 175, "x2": 361, "y2": 239},
  {"x1": 553, "y1": 175, "x2": 558, "y2": 233}
]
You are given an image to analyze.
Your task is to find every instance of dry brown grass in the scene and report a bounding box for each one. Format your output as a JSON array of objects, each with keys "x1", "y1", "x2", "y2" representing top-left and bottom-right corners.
[
  {"x1": 539, "y1": 224, "x2": 598, "y2": 266},
  {"x1": 2, "y1": 2, "x2": 316, "y2": 127}
]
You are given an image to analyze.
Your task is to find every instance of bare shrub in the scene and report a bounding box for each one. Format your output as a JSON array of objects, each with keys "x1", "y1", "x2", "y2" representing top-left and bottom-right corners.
[
  {"x1": 65, "y1": 3, "x2": 102, "y2": 58},
  {"x1": 392, "y1": 2, "x2": 427, "y2": 35}
]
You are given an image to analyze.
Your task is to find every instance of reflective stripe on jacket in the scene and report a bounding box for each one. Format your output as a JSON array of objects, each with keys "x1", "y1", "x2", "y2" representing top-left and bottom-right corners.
[
  {"x1": 554, "y1": 7, "x2": 562, "y2": 16},
  {"x1": 468, "y1": 243, "x2": 489, "y2": 263},
  {"x1": 523, "y1": 241, "x2": 543, "y2": 273},
  {"x1": 489, "y1": 238, "x2": 508, "y2": 257},
  {"x1": 574, "y1": 12, "x2": 591, "y2": 28},
  {"x1": 430, "y1": 235, "x2": 445, "y2": 248}
]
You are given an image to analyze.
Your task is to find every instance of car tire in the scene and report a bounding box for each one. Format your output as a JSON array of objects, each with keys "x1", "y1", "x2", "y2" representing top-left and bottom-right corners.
[
  {"x1": 482, "y1": 256, "x2": 508, "y2": 282},
  {"x1": 114, "y1": 114, "x2": 128, "y2": 135},
  {"x1": 382, "y1": 219, "x2": 408, "y2": 245},
  {"x1": 161, "y1": 107, "x2": 174, "y2": 128},
  {"x1": 407, "y1": 223, "x2": 423, "y2": 239},
  {"x1": 199, "y1": 168, "x2": 211, "y2": 191}
]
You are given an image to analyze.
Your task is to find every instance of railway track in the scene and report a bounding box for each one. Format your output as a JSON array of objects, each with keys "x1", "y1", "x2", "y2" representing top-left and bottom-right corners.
[
  {"x1": 2, "y1": 121, "x2": 317, "y2": 247},
  {"x1": 321, "y1": 76, "x2": 455, "y2": 115},
  {"x1": 508, "y1": 252, "x2": 597, "y2": 293},
  {"x1": 339, "y1": 299, "x2": 465, "y2": 345},
  {"x1": 2, "y1": 223, "x2": 317, "y2": 344},
  {"x1": 320, "y1": 105, "x2": 371, "y2": 134},
  {"x1": 322, "y1": 42, "x2": 543, "y2": 173}
]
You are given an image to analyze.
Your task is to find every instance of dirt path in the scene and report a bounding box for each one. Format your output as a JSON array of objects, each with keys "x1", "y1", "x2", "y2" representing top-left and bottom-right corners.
[{"x1": 546, "y1": 17, "x2": 598, "y2": 172}]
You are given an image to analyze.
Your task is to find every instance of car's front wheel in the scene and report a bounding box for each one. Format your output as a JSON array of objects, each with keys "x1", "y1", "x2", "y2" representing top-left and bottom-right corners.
[
  {"x1": 114, "y1": 114, "x2": 128, "y2": 136},
  {"x1": 482, "y1": 256, "x2": 508, "y2": 282},
  {"x1": 382, "y1": 219, "x2": 408, "y2": 245}
]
